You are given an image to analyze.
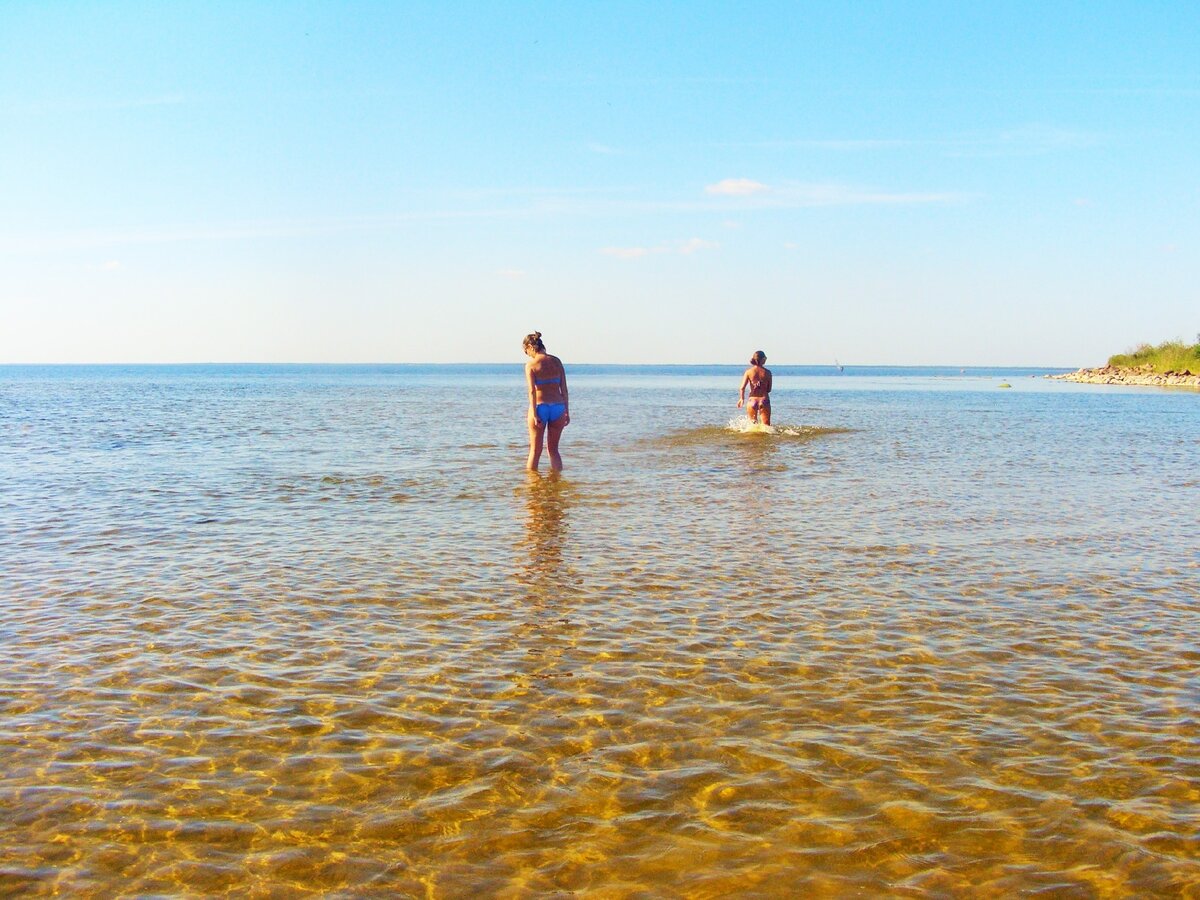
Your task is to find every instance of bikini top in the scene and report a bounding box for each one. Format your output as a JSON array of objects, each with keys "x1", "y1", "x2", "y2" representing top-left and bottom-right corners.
[{"x1": 534, "y1": 376, "x2": 560, "y2": 386}]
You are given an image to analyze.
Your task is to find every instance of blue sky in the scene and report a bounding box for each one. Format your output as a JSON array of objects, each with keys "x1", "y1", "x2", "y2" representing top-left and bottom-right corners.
[{"x1": 2, "y1": 1, "x2": 1197, "y2": 364}]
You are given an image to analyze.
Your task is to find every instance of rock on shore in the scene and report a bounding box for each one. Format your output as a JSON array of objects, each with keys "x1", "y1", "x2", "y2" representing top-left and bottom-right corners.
[{"x1": 1048, "y1": 365, "x2": 1200, "y2": 387}]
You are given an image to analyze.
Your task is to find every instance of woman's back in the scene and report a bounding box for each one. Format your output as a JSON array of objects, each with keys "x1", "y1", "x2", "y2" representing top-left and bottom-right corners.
[
  {"x1": 528, "y1": 355, "x2": 566, "y2": 402},
  {"x1": 746, "y1": 364, "x2": 771, "y2": 395}
]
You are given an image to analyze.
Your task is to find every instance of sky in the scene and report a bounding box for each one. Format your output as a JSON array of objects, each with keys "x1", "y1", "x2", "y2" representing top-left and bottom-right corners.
[{"x1": 1, "y1": 1, "x2": 1197, "y2": 365}]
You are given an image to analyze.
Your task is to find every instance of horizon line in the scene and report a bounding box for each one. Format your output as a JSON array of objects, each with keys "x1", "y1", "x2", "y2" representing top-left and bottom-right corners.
[{"x1": 0, "y1": 360, "x2": 1080, "y2": 369}]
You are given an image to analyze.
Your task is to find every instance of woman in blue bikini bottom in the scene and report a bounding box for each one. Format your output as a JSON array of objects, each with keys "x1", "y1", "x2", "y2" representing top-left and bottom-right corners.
[{"x1": 523, "y1": 331, "x2": 570, "y2": 471}]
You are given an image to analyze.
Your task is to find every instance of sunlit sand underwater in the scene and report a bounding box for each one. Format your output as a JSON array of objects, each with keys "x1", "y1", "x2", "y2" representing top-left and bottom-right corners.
[{"x1": 1, "y1": 365, "x2": 1197, "y2": 896}]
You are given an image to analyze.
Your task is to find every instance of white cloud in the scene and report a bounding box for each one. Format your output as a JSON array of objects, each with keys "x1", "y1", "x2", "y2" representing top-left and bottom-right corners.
[
  {"x1": 497, "y1": 268, "x2": 526, "y2": 278},
  {"x1": 600, "y1": 246, "x2": 650, "y2": 258},
  {"x1": 705, "y1": 178, "x2": 768, "y2": 196}
]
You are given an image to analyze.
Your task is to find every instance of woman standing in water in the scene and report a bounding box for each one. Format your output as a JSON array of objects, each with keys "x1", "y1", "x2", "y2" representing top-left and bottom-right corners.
[
  {"x1": 523, "y1": 332, "x2": 570, "y2": 471},
  {"x1": 737, "y1": 350, "x2": 772, "y2": 425}
]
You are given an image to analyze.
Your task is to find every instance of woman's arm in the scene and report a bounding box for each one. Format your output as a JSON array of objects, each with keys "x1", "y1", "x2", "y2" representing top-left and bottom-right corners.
[
  {"x1": 558, "y1": 359, "x2": 570, "y2": 425},
  {"x1": 526, "y1": 364, "x2": 538, "y2": 424},
  {"x1": 737, "y1": 370, "x2": 750, "y2": 407},
  {"x1": 765, "y1": 370, "x2": 773, "y2": 394}
]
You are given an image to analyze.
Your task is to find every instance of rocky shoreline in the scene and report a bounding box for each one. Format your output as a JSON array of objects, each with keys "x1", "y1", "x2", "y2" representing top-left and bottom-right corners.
[{"x1": 1048, "y1": 365, "x2": 1200, "y2": 387}]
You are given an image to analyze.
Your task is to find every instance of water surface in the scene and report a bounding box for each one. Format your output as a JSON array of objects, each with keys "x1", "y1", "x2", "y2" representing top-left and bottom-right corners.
[{"x1": 1, "y1": 365, "x2": 1197, "y2": 896}]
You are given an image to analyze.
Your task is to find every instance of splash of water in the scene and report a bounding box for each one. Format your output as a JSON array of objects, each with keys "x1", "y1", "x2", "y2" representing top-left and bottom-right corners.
[{"x1": 724, "y1": 417, "x2": 821, "y2": 437}]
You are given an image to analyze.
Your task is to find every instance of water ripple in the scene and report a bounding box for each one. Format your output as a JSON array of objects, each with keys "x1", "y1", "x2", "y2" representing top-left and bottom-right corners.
[{"x1": 1, "y1": 369, "x2": 1197, "y2": 895}]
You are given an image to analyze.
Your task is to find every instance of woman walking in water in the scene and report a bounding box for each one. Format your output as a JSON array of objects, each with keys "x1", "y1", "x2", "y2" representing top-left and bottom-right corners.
[
  {"x1": 523, "y1": 332, "x2": 570, "y2": 471},
  {"x1": 737, "y1": 350, "x2": 772, "y2": 425}
]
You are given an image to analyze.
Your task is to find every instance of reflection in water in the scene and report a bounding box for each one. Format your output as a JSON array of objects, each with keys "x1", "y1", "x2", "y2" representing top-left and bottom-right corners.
[
  {"x1": 518, "y1": 472, "x2": 571, "y2": 591},
  {"x1": 511, "y1": 473, "x2": 579, "y2": 706},
  {"x1": 732, "y1": 425, "x2": 782, "y2": 471}
]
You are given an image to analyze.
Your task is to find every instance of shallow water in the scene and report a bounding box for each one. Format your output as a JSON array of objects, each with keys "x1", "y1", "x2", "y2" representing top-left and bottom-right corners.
[{"x1": 1, "y1": 365, "x2": 1198, "y2": 896}]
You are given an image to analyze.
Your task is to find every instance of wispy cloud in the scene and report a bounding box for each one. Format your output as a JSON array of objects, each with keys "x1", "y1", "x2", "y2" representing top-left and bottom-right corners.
[
  {"x1": 82, "y1": 259, "x2": 122, "y2": 272},
  {"x1": 1, "y1": 211, "x2": 544, "y2": 252},
  {"x1": 497, "y1": 268, "x2": 526, "y2": 278},
  {"x1": 950, "y1": 124, "x2": 1101, "y2": 158},
  {"x1": 586, "y1": 142, "x2": 622, "y2": 155},
  {"x1": 702, "y1": 180, "x2": 966, "y2": 208},
  {"x1": 678, "y1": 237, "x2": 718, "y2": 255},
  {"x1": 728, "y1": 138, "x2": 916, "y2": 151},
  {"x1": 600, "y1": 238, "x2": 718, "y2": 259},
  {"x1": 2, "y1": 176, "x2": 965, "y2": 254},
  {"x1": 537, "y1": 73, "x2": 771, "y2": 88},
  {"x1": 600, "y1": 246, "x2": 650, "y2": 259},
  {"x1": 776, "y1": 183, "x2": 963, "y2": 206},
  {"x1": 2, "y1": 94, "x2": 189, "y2": 114},
  {"x1": 705, "y1": 178, "x2": 768, "y2": 196},
  {"x1": 724, "y1": 124, "x2": 1103, "y2": 157}
]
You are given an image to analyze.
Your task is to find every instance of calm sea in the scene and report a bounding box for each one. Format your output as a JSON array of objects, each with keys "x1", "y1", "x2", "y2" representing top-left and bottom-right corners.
[{"x1": 2, "y1": 364, "x2": 1197, "y2": 896}]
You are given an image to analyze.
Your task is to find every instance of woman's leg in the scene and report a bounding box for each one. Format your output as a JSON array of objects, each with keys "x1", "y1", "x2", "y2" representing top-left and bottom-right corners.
[
  {"x1": 527, "y1": 418, "x2": 546, "y2": 470},
  {"x1": 546, "y1": 417, "x2": 566, "y2": 471},
  {"x1": 760, "y1": 403, "x2": 771, "y2": 426}
]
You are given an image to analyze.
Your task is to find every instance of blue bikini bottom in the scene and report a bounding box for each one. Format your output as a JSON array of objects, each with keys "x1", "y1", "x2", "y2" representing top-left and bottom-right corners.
[{"x1": 535, "y1": 402, "x2": 567, "y2": 425}]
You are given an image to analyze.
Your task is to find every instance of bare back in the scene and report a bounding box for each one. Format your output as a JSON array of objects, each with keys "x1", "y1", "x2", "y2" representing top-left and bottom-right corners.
[
  {"x1": 526, "y1": 354, "x2": 566, "y2": 404},
  {"x1": 743, "y1": 365, "x2": 772, "y2": 397}
]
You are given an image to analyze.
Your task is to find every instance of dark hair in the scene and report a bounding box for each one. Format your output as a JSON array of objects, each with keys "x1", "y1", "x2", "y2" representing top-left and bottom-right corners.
[
  {"x1": 750, "y1": 350, "x2": 767, "y2": 365},
  {"x1": 523, "y1": 331, "x2": 546, "y2": 353}
]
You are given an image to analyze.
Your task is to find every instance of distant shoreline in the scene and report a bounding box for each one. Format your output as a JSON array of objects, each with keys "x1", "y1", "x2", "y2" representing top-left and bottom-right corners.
[{"x1": 1049, "y1": 366, "x2": 1200, "y2": 388}]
